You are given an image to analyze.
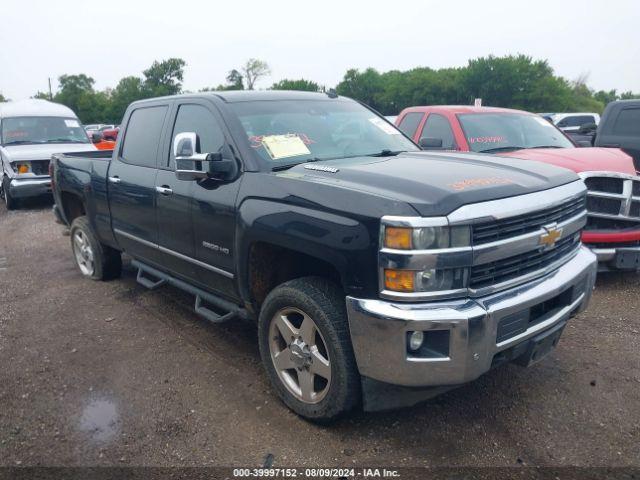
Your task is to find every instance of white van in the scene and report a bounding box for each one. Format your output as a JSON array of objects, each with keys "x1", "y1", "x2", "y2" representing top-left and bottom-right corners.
[{"x1": 0, "y1": 99, "x2": 95, "y2": 209}]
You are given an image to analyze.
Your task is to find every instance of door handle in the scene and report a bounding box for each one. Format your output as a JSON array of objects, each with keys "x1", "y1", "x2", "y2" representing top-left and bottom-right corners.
[
  {"x1": 155, "y1": 185, "x2": 173, "y2": 195},
  {"x1": 108, "y1": 176, "x2": 121, "y2": 184}
]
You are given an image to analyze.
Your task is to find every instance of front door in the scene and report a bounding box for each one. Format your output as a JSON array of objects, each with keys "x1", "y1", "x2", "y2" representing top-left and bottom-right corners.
[{"x1": 161, "y1": 101, "x2": 241, "y2": 299}]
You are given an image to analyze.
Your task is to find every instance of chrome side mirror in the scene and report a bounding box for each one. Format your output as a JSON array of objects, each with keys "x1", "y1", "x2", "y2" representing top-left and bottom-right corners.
[{"x1": 174, "y1": 132, "x2": 209, "y2": 181}]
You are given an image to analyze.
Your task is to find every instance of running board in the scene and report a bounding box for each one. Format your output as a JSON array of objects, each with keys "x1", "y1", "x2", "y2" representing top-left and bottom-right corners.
[{"x1": 131, "y1": 260, "x2": 247, "y2": 324}]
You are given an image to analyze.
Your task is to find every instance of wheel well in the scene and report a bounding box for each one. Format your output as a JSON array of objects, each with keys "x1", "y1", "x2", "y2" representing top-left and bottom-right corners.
[
  {"x1": 60, "y1": 192, "x2": 86, "y2": 223},
  {"x1": 248, "y1": 242, "x2": 343, "y2": 307}
]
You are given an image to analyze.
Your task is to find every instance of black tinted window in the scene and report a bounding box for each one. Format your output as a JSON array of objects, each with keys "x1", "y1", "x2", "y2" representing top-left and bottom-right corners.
[
  {"x1": 397, "y1": 112, "x2": 423, "y2": 137},
  {"x1": 121, "y1": 106, "x2": 168, "y2": 167},
  {"x1": 170, "y1": 104, "x2": 225, "y2": 167},
  {"x1": 559, "y1": 115, "x2": 595, "y2": 127},
  {"x1": 613, "y1": 108, "x2": 640, "y2": 136},
  {"x1": 421, "y1": 113, "x2": 456, "y2": 149}
]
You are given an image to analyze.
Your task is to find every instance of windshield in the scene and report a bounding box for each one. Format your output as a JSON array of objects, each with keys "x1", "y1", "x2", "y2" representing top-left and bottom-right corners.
[
  {"x1": 229, "y1": 100, "x2": 418, "y2": 165},
  {"x1": 458, "y1": 113, "x2": 574, "y2": 153},
  {"x1": 1, "y1": 116, "x2": 90, "y2": 145}
]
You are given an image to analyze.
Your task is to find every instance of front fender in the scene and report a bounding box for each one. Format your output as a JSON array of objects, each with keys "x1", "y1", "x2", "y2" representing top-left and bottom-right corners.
[{"x1": 235, "y1": 198, "x2": 378, "y2": 302}]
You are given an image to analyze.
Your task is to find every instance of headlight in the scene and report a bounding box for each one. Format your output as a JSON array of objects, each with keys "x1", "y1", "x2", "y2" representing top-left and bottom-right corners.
[
  {"x1": 384, "y1": 225, "x2": 470, "y2": 250},
  {"x1": 13, "y1": 162, "x2": 31, "y2": 174},
  {"x1": 384, "y1": 267, "x2": 467, "y2": 293}
]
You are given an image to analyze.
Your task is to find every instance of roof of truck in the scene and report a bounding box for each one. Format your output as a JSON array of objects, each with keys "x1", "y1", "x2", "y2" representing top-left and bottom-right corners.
[
  {"x1": 400, "y1": 105, "x2": 533, "y2": 115},
  {"x1": 0, "y1": 99, "x2": 78, "y2": 119}
]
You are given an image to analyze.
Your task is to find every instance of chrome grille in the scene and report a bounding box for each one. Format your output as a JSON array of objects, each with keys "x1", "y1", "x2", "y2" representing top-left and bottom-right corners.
[
  {"x1": 580, "y1": 173, "x2": 640, "y2": 230},
  {"x1": 471, "y1": 196, "x2": 585, "y2": 245},
  {"x1": 470, "y1": 234, "x2": 581, "y2": 289}
]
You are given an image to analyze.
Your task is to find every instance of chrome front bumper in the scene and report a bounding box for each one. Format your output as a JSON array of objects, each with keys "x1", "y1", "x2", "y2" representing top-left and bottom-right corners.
[
  {"x1": 346, "y1": 246, "x2": 597, "y2": 387},
  {"x1": 8, "y1": 177, "x2": 52, "y2": 199}
]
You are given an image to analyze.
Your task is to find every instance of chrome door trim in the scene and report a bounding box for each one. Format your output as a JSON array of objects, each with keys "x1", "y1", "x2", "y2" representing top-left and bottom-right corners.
[{"x1": 114, "y1": 228, "x2": 234, "y2": 279}]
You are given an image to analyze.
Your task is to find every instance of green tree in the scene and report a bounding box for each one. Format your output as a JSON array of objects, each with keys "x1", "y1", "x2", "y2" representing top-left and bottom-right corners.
[
  {"x1": 143, "y1": 58, "x2": 186, "y2": 96},
  {"x1": 54, "y1": 74, "x2": 95, "y2": 115},
  {"x1": 620, "y1": 91, "x2": 640, "y2": 100},
  {"x1": 242, "y1": 58, "x2": 270, "y2": 90},
  {"x1": 0, "y1": 93, "x2": 7, "y2": 102},
  {"x1": 108, "y1": 76, "x2": 149, "y2": 123},
  {"x1": 336, "y1": 68, "x2": 384, "y2": 111},
  {"x1": 270, "y1": 78, "x2": 320, "y2": 92}
]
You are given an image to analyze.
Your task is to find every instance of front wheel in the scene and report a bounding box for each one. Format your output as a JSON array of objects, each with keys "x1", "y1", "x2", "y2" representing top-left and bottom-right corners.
[
  {"x1": 258, "y1": 277, "x2": 361, "y2": 422},
  {"x1": 2, "y1": 177, "x2": 18, "y2": 210},
  {"x1": 70, "y1": 216, "x2": 122, "y2": 280}
]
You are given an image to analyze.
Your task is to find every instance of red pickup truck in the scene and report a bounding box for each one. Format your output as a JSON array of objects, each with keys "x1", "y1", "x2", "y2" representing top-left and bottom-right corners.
[{"x1": 396, "y1": 106, "x2": 640, "y2": 271}]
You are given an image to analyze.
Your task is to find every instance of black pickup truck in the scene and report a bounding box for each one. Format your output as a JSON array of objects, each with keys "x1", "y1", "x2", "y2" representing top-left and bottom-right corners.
[{"x1": 51, "y1": 91, "x2": 597, "y2": 422}]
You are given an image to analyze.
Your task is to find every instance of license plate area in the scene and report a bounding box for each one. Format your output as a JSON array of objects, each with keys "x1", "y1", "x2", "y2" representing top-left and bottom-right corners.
[
  {"x1": 615, "y1": 249, "x2": 640, "y2": 270},
  {"x1": 513, "y1": 320, "x2": 566, "y2": 367}
]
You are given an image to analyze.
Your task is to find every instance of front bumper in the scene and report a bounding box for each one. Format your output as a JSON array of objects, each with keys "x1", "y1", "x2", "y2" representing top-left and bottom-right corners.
[
  {"x1": 8, "y1": 177, "x2": 52, "y2": 199},
  {"x1": 346, "y1": 246, "x2": 597, "y2": 388},
  {"x1": 582, "y1": 231, "x2": 640, "y2": 271}
]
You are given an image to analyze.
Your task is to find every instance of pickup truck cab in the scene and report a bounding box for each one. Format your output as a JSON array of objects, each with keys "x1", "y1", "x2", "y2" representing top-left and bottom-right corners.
[
  {"x1": 396, "y1": 106, "x2": 640, "y2": 271},
  {"x1": 52, "y1": 91, "x2": 596, "y2": 421},
  {"x1": 594, "y1": 99, "x2": 640, "y2": 167}
]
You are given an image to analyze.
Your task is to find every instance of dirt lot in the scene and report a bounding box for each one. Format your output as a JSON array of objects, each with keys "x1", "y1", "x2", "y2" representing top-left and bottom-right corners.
[{"x1": 0, "y1": 199, "x2": 639, "y2": 469}]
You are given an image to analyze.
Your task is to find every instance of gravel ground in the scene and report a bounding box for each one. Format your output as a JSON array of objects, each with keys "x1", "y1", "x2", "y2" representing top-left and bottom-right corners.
[{"x1": 0, "y1": 199, "x2": 639, "y2": 469}]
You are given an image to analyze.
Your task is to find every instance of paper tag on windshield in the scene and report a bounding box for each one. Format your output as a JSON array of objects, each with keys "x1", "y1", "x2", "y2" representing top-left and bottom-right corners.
[
  {"x1": 261, "y1": 134, "x2": 311, "y2": 160},
  {"x1": 369, "y1": 117, "x2": 401, "y2": 135},
  {"x1": 65, "y1": 119, "x2": 80, "y2": 128}
]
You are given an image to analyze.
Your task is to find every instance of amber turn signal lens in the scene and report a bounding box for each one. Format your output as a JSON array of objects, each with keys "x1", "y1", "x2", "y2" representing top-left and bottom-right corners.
[
  {"x1": 385, "y1": 227, "x2": 412, "y2": 249},
  {"x1": 17, "y1": 164, "x2": 30, "y2": 174},
  {"x1": 384, "y1": 269, "x2": 415, "y2": 292}
]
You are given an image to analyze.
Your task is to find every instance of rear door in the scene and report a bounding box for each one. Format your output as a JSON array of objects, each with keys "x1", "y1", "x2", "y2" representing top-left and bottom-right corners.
[{"x1": 108, "y1": 102, "x2": 170, "y2": 265}]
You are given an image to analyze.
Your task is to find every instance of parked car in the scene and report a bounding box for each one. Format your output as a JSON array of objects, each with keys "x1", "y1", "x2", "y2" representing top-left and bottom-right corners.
[
  {"x1": 551, "y1": 112, "x2": 600, "y2": 132},
  {"x1": 84, "y1": 124, "x2": 104, "y2": 132},
  {"x1": 395, "y1": 106, "x2": 640, "y2": 270},
  {"x1": 51, "y1": 91, "x2": 596, "y2": 421},
  {"x1": 594, "y1": 99, "x2": 640, "y2": 167},
  {"x1": 0, "y1": 99, "x2": 96, "y2": 209},
  {"x1": 101, "y1": 126, "x2": 120, "y2": 141}
]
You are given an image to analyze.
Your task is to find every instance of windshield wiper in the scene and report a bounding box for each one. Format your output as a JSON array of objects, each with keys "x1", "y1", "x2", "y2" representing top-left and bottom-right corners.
[
  {"x1": 528, "y1": 145, "x2": 564, "y2": 149},
  {"x1": 478, "y1": 146, "x2": 526, "y2": 153},
  {"x1": 271, "y1": 157, "x2": 324, "y2": 172},
  {"x1": 2, "y1": 140, "x2": 44, "y2": 146},
  {"x1": 47, "y1": 139, "x2": 89, "y2": 144},
  {"x1": 365, "y1": 149, "x2": 405, "y2": 157}
]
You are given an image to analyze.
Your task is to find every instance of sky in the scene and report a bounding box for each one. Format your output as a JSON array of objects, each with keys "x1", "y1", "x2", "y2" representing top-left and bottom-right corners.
[{"x1": 1, "y1": 0, "x2": 639, "y2": 100}]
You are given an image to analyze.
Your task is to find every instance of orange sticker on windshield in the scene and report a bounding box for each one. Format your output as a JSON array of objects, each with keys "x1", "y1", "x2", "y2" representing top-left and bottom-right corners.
[{"x1": 448, "y1": 177, "x2": 514, "y2": 191}]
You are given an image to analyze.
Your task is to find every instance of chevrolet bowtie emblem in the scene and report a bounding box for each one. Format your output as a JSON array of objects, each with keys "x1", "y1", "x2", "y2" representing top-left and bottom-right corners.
[{"x1": 540, "y1": 225, "x2": 563, "y2": 248}]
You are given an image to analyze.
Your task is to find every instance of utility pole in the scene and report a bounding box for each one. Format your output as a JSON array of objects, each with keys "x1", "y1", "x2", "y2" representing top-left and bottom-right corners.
[{"x1": 48, "y1": 78, "x2": 53, "y2": 100}]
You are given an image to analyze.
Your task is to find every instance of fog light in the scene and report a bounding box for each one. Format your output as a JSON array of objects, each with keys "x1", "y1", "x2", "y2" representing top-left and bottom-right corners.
[{"x1": 408, "y1": 331, "x2": 424, "y2": 351}]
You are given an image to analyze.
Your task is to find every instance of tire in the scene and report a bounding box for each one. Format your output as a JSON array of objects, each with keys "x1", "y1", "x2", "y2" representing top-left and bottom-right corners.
[
  {"x1": 258, "y1": 277, "x2": 361, "y2": 422},
  {"x1": 2, "y1": 177, "x2": 18, "y2": 210},
  {"x1": 69, "y1": 216, "x2": 122, "y2": 280}
]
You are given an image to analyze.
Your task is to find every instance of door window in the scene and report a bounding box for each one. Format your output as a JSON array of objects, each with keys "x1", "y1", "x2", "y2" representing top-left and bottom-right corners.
[
  {"x1": 613, "y1": 108, "x2": 640, "y2": 136},
  {"x1": 558, "y1": 115, "x2": 595, "y2": 128},
  {"x1": 420, "y1": 113, "x2": 456, "y2": 149},
  {"x1": 397, "y1": 112, "x2": 423, "y2": 137},
  {"x1": 120, "y1": 106, "x2": 168, "y2": 168},
  {"x1": 169, "y1": 104, "x2": 226, "y2": 168}
]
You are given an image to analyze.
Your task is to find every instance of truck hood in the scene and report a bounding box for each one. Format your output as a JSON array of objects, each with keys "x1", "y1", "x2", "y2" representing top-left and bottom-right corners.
[
  {"x1": 498, "y1": 147, "x2": 638, "y2": 176},
  {"x1": 1, "y1": 143, "x2": 96, "y2": 162},
  {"x1": 290, "y1": 151, "x2": 578, "y2": 217}
]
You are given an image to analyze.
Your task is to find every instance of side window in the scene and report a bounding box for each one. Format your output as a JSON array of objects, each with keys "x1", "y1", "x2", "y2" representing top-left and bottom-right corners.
[
  {"x1": 169, "y1": 104, "x2": 226, "y2": 168},
  {"x1": 613, "y1": 108, "x2": 640, "y2": 136},
  {"x1": 120, "y1": 105, "x2": 168, "y2": 168},
  {"x1": 397, "y1": 112, "x2": 423, "y2": 138},
  {"x1": 560, "y1": 115, "x2": 594, "y2": 127},
  {"x1": 420, "y1": 113, "x2": 456, "y2": 149}
]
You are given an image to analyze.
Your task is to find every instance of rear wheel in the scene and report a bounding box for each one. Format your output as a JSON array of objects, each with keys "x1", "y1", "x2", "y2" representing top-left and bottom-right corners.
[
  {"x1": 258, "y1": 277, "x2": 360, "y2": 422},
  {"x1": 2, "y1": 177, "x2": 18, "y2": 210},
  {"x1": 70, "y1": 216, "x2": 122, "y2": 280}
]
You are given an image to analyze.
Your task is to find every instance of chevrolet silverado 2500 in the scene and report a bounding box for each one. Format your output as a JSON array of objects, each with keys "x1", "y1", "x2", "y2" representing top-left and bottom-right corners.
[{"x1": 51, "y1": 91, "x2": 597, "y2": 421}]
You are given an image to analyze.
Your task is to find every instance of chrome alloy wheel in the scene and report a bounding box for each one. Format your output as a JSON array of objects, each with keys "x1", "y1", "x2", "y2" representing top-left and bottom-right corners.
[
  {"x1": 268, "y1": 307, "x2": 332, "y2": 404},
  {"x1": 72, "y1": 230, "x2": 95, "y2": 276}
]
